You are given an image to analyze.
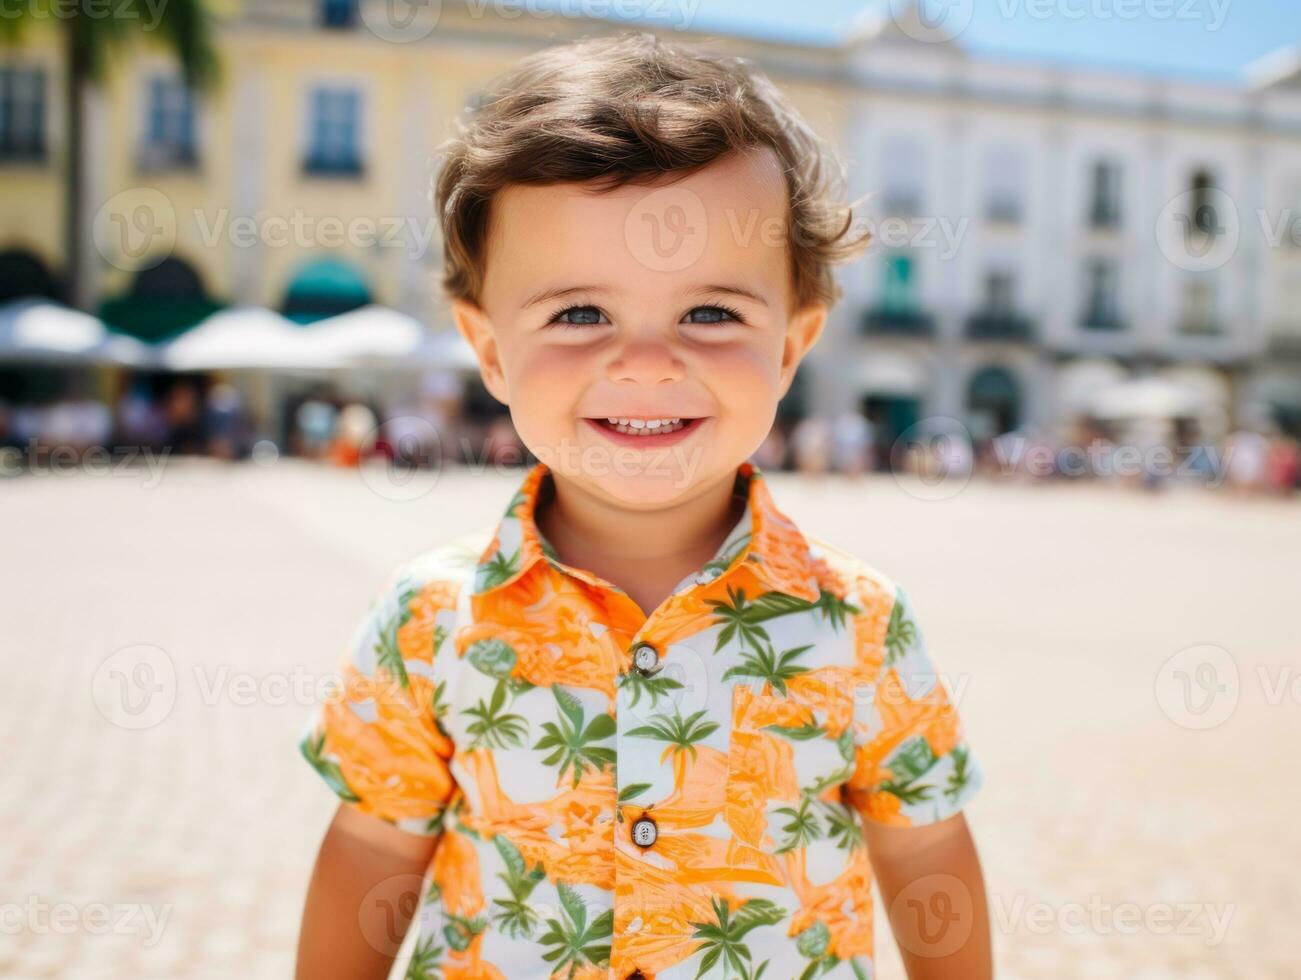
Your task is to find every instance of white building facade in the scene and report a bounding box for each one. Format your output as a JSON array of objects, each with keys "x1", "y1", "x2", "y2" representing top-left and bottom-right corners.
[{"x1": 805, "y1": 12, "x2": 1301, "y2": 449}]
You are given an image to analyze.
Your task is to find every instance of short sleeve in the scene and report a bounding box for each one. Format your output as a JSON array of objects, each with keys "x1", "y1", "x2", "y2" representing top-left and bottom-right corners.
[
  {"x1": 843, "y1": 584, "x2": 982, "y2": 827},
  {"x1": 298, "y1": 565, "x2": 459, "y2": 835}
]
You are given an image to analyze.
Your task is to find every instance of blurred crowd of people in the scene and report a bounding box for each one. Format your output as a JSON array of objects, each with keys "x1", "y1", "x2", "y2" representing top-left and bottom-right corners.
[{"x1": 1, "y1": 375, "x2": 1297, "y2": 496}]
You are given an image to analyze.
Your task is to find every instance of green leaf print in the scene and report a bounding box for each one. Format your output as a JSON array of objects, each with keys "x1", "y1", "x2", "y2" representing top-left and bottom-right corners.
[
  {"x1": 539, "y1": 881, "x2": 613, "y2": 978},
  {"x1": 534, "y1": 687, "x2": 616, "y2": 788},
  {"x1": 773, "y1": 796, "x2": 822, "y2": 854},
  {"x1": 721, "y1": 641, "x2": 812, "y2": 697},
  {"x1": 884, "y1": 593, "x2": 918, "y2": 665},
  {"x1": 945, "y1": 745, "x2": 972, "y2": 803},
  {"x1": 466, "y1": 637, "x2": 518, "y2": 679},
  {"x1": 689, "y1": 896, "x2": 786, "y2": 979},
  {"x1": 464, "y1": 680, "x2": 528, "y2": 750},
  {"x1": 404, "y1": 934, "x2": 444, "y2": 980},
  {"x1": 299, "y1": 731, "x2": 360, "y2": 803},
  {"x1": 619, "y1": 666, "x2": 684, "y2": 709},
  {"x1": 479, "y1": 547, "x2": 521, "y2": 590},
  {"x1": 490, "y1": 835, "x2": 546, "y2": 939}
]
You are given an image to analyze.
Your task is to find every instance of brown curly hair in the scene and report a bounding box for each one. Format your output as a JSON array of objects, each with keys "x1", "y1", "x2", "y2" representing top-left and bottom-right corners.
[{"x1": 433, "y1": 30, "x2": 870, "y2": 312}]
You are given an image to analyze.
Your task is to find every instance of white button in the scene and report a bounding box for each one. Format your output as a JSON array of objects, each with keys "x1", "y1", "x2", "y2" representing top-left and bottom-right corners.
[
  {"x1": 631, "y1": 816, "x2": 657, "y2": 848},
  {"x1": 631, "y1": 642, "x2": 659, "y2": 675}
]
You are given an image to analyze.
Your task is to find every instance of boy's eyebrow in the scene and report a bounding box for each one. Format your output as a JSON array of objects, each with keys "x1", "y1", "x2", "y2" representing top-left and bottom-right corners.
[{"x1": 521, "y1": 283, "x2": 769, "y2": 308}]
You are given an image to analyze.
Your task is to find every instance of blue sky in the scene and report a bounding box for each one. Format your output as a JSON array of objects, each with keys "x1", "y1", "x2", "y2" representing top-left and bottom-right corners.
[{"x1": 609, "y1": 0, "x2": 1301, "y2": 83}]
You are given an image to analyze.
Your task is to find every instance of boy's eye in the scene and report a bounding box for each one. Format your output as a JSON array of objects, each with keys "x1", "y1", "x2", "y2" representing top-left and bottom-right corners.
[
  {"x1": 684, "y1": 304, "x2": 745, "y2": 325},
  {"x1": 547, "y1": 305, "x2": 607, "y2": 328},
  {"x1": 544, "y1": 303, "x2": 747, "y2": 329}
]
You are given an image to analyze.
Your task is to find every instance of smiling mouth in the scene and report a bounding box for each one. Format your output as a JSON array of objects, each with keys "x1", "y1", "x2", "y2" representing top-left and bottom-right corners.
[{"x1": 585, "y1": 416, "x2": 705, "y2": 437}]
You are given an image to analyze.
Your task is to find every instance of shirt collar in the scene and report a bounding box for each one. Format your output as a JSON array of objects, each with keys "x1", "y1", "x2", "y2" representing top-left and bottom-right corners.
[{"x1": 472, "y1": 459, "x2": 820, "y2": 603}]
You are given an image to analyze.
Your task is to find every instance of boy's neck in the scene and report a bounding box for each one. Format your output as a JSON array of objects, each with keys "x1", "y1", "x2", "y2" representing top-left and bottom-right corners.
[{"x1": 535, "y1": 465, "x2": 747, "y2": 614}]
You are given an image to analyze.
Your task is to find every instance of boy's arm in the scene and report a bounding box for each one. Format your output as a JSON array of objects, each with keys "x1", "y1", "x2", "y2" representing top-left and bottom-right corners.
[
  {"x1": 296, "y1": 803, "x2": 441, "y2": 980},
  {"x1": 864, "y1": 812, "x2": 991, "y2": 980}
]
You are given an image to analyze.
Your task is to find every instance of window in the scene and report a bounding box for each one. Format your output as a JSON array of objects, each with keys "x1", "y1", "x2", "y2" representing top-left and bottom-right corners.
[
  {"x1": 1088, "y1": 159, "x2": 1122, "y2": 229},
  {"x1": 304, "y1": 86, "x2": 362, "y2": 177},
  {"x1": 1180, "y1": 277, "x2": 1218, "y2": 334},
  {"x1": 983, "y1": 270, "x2": 1015, "y2": 314},
  {"x1": 140, "y1": 75, "x2": 197, "y2": 169},
  {"x1": 1082, "y1": 258, "x2": 1122, "y2": 329},
  {"x1": 984, "y1": 145, "x2": 1023, "y2": 224},
  {"x1": 0, "y1": 67, "x2": 46, "y2": 162},
  {"x1": 1189, "y1": 169, "x2": 1221, "y2": 237},
  {"x1": 320, "y1": 0, "x2": 356, "y2": 28},
  {"x1": 880, "y1": 136, "x2": 925, "y2": 216},
  {"x1": 881, "y1": 253, "x2": 917, "y2": 313}
]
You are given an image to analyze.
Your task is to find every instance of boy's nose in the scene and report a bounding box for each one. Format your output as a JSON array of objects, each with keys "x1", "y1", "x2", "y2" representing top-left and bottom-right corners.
[{"x1": 607, "y1": 339, "x2": 686, "y2": 386}]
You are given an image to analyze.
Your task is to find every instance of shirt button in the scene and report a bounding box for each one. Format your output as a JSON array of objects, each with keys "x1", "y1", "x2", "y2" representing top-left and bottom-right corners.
[
  {"x1": 631, "y1": 815, "x2": 658, "y2": 848},
  {"x1": 626, "y1": 972, "x2": 649, "y2": 980},
  {"x1": 630, "y1": 641, "x2": 660, "y2": 676}
]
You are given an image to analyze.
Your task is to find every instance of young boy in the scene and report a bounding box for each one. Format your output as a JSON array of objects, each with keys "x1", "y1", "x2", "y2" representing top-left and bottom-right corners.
[{"x1": 297, "y1": 31, "x2": 989, "y2": 980}]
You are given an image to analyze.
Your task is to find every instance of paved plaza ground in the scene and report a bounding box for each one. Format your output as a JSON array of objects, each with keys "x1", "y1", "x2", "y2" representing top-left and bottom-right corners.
[{"x1": 1, "y1": 457, "x2": 1296, "y2": 978}]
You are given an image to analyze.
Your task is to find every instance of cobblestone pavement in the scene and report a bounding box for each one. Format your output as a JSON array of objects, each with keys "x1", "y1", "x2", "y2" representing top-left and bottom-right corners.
[{"x1": 1, "y1": 458, "x2": 1297, "y2": 978}]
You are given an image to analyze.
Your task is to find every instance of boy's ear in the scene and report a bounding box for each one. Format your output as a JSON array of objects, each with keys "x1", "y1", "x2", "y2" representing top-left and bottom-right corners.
[
  {"x1": 451, "y1": 298, "x2": 509, "y2": 405},
  {"x1": 778, "y1": 302, "x2": 827, "y2": 397}
]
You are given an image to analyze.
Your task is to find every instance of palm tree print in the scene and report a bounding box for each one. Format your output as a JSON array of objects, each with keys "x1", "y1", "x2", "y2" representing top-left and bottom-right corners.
[
  {"x1": 708, "y1": 586, "x2": 858, "y2": 655},
  {"x1": 884, "y1": 595, "x2": 918, "y2": 665},
  {"x1": 689, "y1": 896, "x2": 785, "y2": 979},
  {"x1": 478, "y1": 547, "x2": 521, "y2": 591},
  {"x1": 618, "y1": 665, "x2": 683, "y2": 709},
  {"x1": 404, "y1": 934, "x2": 444, "y2": 980},
  {"x1": 945, "y1": 746, "x2": 972, "y2": 804},
  {"x1": 625, "y1": 707, "x2": 720, "y2": 790},
  {"x1": 490, "y1": 835, "x2": 546, "y2": 939},
  {"x1": 534, "y1": 687, "x2": 616, "y2": 788},
  {"x1": 539, "y1": 881, "x2": 613, "y2": 979},
  {"x1": 722, "y1": 641, "x2": 812, "y2": 696},
  {"x1": 464, "y1": 681, "x2": 528, "y2": 750},
  {"x1": 300, "y1": 731, "x2": 359, "y2": 803},
  {"x1": 773, "y1": 795, "x2": 821, "y2": 854}
]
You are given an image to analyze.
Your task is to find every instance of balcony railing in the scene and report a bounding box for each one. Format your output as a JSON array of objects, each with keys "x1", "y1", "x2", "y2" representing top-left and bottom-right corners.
[
  {"x1": 862, "y1": 307, "x2": 935, "y2": 337},
  {"x1": 965, "y1": 311, "x2": 1035, "y2": 341}
]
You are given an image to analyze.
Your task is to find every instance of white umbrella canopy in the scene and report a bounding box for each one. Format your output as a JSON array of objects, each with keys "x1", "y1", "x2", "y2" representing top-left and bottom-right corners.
[
  {"x1": 1089, "y1": 376, "x2": 1213, "y2": 420},
  {"x1": 305, "y1": 305, "x2": 425, "y2": 363},
  {"x1": 161, "y1": 307, "x2": 345, "y2": 372},
  {"x1": 0, "y1": 298, "x2": 106, "y2": 363}
]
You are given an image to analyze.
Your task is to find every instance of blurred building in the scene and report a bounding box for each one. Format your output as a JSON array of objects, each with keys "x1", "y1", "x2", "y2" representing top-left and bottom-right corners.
[{"x1": 2, "y1": 0, "x2": 1300, "y2": 440}]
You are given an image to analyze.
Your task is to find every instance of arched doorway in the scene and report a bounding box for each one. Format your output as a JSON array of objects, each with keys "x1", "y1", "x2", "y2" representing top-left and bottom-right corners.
[
  {"x1": 282, "y1": 257, "x2": 371, "y2": 323},
  {"x1": 967, "y1": 365, "x2": 1022, "y2": 438}
]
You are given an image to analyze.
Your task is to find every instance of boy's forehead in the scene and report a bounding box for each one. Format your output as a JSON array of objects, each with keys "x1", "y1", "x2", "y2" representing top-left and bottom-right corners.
[{"x1": 482, "y1": 147, "x2": 792, "y2": 307}]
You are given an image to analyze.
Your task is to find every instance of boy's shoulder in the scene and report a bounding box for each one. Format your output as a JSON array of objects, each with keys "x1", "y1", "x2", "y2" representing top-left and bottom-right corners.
[
  {"x1": 801, "y1": 531, "x2": 904, "y2": 610},
  {"x1": 371, "y1": 523, "x2": 498, "y2": 606}
]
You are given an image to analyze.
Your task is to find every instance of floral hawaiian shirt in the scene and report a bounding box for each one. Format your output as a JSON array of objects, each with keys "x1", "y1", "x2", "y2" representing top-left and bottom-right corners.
[{"x1": 300, "y1": 459, "x2": 982, "y2": 980}]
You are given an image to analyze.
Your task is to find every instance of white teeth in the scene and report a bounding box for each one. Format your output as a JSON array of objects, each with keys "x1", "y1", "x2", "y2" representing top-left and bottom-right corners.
[{"x1": 594, "y1": 417, "x2": 693, "y2": 437}]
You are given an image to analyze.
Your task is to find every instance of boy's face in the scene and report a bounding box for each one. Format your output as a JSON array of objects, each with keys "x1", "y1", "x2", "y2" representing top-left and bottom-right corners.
[{"x1": 453, "y1": 146, "x2": 826, "y2": 507}]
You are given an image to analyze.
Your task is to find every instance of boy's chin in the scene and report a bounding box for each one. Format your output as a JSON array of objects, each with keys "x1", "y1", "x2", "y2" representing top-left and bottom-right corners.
[{"x1": 536, "y1": 444, "x2": 717, "y2": 506}]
